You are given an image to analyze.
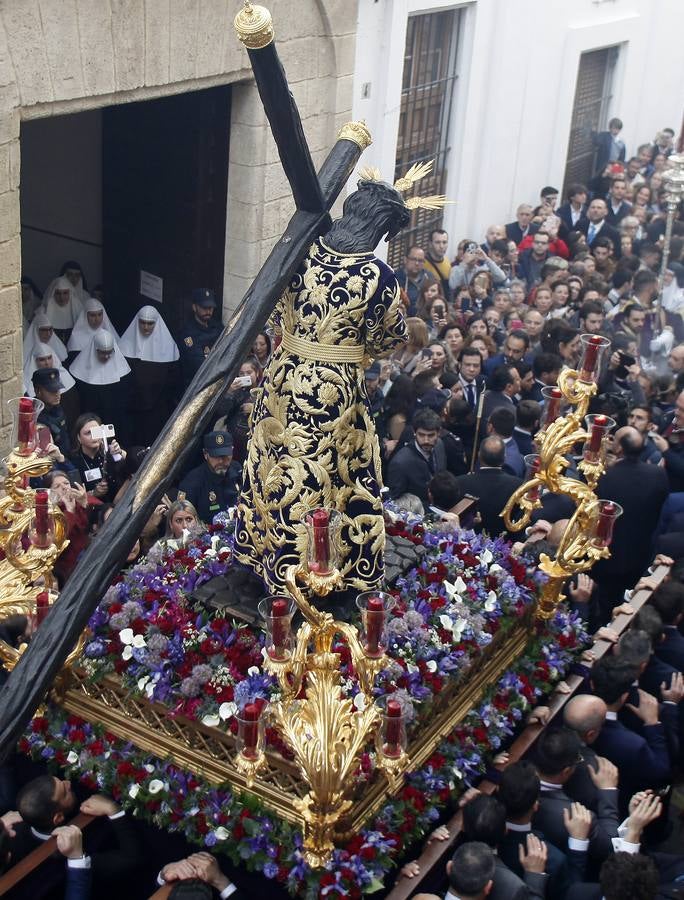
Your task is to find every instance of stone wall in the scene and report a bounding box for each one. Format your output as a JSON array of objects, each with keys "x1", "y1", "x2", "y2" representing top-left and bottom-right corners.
[{"x1": 0, "y1": 0, "x2": 357, "y2": 453}]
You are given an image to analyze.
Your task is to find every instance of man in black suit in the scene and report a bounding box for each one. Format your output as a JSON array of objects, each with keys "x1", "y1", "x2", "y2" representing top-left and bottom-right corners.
[
  {"x1": 442, "y1": 841, "x2": 496, "y2": 900},
  {"x1": 525, "y1": 353, "x2": 561, "y2": 404},
  {"x1": 556, "y1": 184, "x2": 588, "y2": 233},
  {"x1": 531, "y1": 728, "x2": 619, "y2": 863},
  {"x1": 591, "y1": 427, "x2": 669, "y2": 621},
  {"x1": 513, "y1": 400, "x2": 541, "y2": 457},
  {"x1": 616, "y1": 620, "x2": 680, "y2": 703},
  {"x1": 481, "y1": 365, "x2": 520, "y2": 425},
  {"x1": 458, "y1": 347, "x2": 486, "y2": 412},
  {"x1": 455, "y1": 436, "x2": 522, "y2": 538},
  {"x1": 385, "y1": 408, "x2": 447, "y2": 505},
  {"x1": 562, "y1": 695, "x2": 615, "y2": 813},
  {"x1": 505, "y1": 203, "x2": 535, "y2": 245},
  {"x1": 605, "y1": 176, "x2": 633, "y2": 226},
  {"x1": 578, "y1": 198, "x2": 622, "y2": 258}
]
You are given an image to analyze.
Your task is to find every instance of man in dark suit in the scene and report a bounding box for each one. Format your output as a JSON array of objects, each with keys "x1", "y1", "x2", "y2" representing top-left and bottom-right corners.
[
  {"x1": 505, "y1": 203, "x2": 535, "y2": 245},
  {"x1": 531, "y1": 728, "x2": 619, "y2": 863},
  {"x1": 605, "y1": 176, "x2": 633, "y2": 226},
  {"x1": 487, "y1": 406, "x2": 525, "y2": 478},
  {"x1": 455, "y1": 436, "x2": 522, "y2": 538},
  {"x1": 556, "y1": 184, "x2": 588, "y2": 232},
  {"x1": 616, "y1": 620, "x2": 680, "y2": 703},
  {"x1": 578, "y1": 198, "x2": 622, "y2": 258},
  {"x1": 650, "y1": 581, "x2": 684, "y2": 671},
  {"x1": 567, "y1": 848, "x2": 661, "y2": 900},
  {"x1": 481, "y1": 365, "x2": 520, "y2": 426},
  {"x1": 458, "y1": 347, "x2": 486, "y2": 412},
  {"x1": 591, "y1": 427, "x2": 669, "y2": 620},
  {"x1": 385, "y1": 407, "x2": 446, "y2": 505},
  {"x1": 442, "y1": 841, "x2": 496, "y2": 900},
  {"x1": 591, "y1": 118, "x2": 626, "y2": 174},
  {"x1": 513, "y1": 400, "x2": 541, "y2": 457},
  {"x1": 563, "y1": 695, "x2": 617, "y2": 813},
  {"x1": 484, "y1": 330, "x2": 530, "y2": 377}
]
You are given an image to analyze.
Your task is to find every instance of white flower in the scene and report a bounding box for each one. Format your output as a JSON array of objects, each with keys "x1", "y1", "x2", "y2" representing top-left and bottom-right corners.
[
  {"x1": 219, "y1": 702, "x2": 237, "y2": 721},
  {"x1": 148, "y1": 779, "x2": 165, "y2": 794},
  {"x1": 484, "y1": 591, "x2": 498, "y2": 612},
  {"x1": 122, "y1": 645, "x2": 133, "y2": 661},
  {"x1": 137, "y1": 676, "x2": 150, "y2": 692},
  {"x1": 439, "y1": 614, "x2": 453, "y2": 631},
  {"x1": 480, "y1": 549, "x2": 493, "y2": 565},
  {"x1": 119, "y1": 628, "x2": 134, "y2": 645},
  {"x1": 202, "y1": 713, "x2": 220, "y2": 727},
  {"x1": 214, "y1": 826, "x2": 229, "y2": 841},
  {"x1": 489, "y1": 564, "x2": 504, "y2": 576},
  {"x1": 353, "y1": 693, "x2": 366, "y2": 711},
  {"x1": 128, "y1": 784, "x2": 140, "y2": 799},
  {"x1": 211, "y1": 535, "x2": 220, "y2": 553},
  {"x1": 426, "y1": 660, "x2": 438, "y2": 673},
  {"x1": 132, "y1": 634, "x2": 146, "y2": 649},
  {"x1": 67, "y1": 750, "x2": 78, "y2": 764},
  {"x1": 451, "y1": 618, "x2": 467, "y2": 641},
  {"x1": 144, "y1": 764, "x2": 155, "y2": 773},
  {"x1": 247, "y1": 666, "x2": 260, "y2": 677},
  {"x1": 145, "y1": 682, "x2": 155, "y2": 699},
  {"x1": 406, "y1": 663, "x2": 419, "y2": 674},
  {"x1": 445, "y1": 577, "x2": 467, "y2": 600}
]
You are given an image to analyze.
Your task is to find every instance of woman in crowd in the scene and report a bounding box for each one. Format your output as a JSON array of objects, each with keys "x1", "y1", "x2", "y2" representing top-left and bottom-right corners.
[
  {"x1": 119, "y1": 305, "x2": 180, "y2": 445},
  {"x1": 508, "y1": 279, "x2": 527, "y2": 311},
  {"x1": 439, "y1": 322, "x2": 465, "y2": 360},
  {"x1": 213, "y1": 356, "x2": 262, "y2": 464},
  {"x1": 46, "y1": 470, "x2": 93, "y2": 586},
  {"x1": 428, "y1": 340, "x2": 453, "y2": 379},
  {"x1": 22, "y1": 311, "x2": 68, "y2": 369},
  {"x1": 149, "y1": 499, "x2": 205, "y2": 556},
  {"x1": 416, "y1": 278, "x2": 443, "y2": 321},
  {"x1": 70, "y1": 329, "x2": 131, "y2": 441},
  {"x1": 540, "y1": 321, "x2": 581, "y2": 368},
  {"x1": 424, "y1": 294, "x2": 450, "y2": 340},
  {"x1": 466, "y1": 315, "x2": 489, "y2": 340},
  {"x1": 392, "y1": 316, "x2": 429, "y2": 374},
  {"x1": 464, "y1": 334, "x2": 495, "y2": 362},
  {"x1": 67, "y1": 298, "x2": 120, "y2": 356},
  {"x1": 378, "y1": 374, "x2": 417, "y2": 466},
  {"x1": 464, "y1": 270, "x2": 493, "y2": 317},
  {"x1": 42, "y1": 276, "x2": 83, "y2": 344},
  {"x1": 251, "y1": 331, "x2": 272, "y2": 368},
  {"x1": 58, "y1": 259, "x2": 90, "y2": 305},
  {"x1": 531, "y1": 285, "x2": 553, "y2": 317},
  {"x1": 24, "y1": 341, "x2": 79, "y2": 426},
  {"x1": 69, "y1": 412, "x2": 127, "y2": 503}
]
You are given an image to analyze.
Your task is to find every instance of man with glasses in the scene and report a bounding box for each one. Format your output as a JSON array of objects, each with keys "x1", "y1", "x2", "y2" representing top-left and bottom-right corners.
[
  {"x1": 519, "y1": 231, "x2": 551, "y2": 291},
  {"x1": 393, "y1": 244, "x2": 432, "y2": 316}
]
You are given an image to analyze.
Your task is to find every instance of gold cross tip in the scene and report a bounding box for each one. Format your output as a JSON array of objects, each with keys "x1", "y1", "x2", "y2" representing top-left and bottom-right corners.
[
  {"x1": 359, "y1": 158, "x2": 453, "y2": 210},
  {"x1": 234, "y1": 1, "x2": 274, "y2": 48}
]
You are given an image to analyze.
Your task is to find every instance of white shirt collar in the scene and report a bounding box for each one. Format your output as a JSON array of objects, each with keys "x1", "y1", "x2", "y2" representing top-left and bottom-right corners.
[
  {"x1": 539, "y1": 778, "x2": 561, "y2": 791},
  {"x1": 606, "y1": 710, "x2": 618, "y2": 720},
  {"x1": 31, "y1": 826, "x2": 53, "y2": 841},
  {"x1": 506, "y1": 821, "x2": 531, "y2": 832}
]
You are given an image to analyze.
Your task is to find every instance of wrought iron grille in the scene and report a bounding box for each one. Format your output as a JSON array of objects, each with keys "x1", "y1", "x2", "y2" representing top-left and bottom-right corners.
[
  {"x1": 562, "y1": 46, "x2": 619, "y2": 195},
  {"x1": 388, "y1": 8, "x2": 463, "y2": 270}
]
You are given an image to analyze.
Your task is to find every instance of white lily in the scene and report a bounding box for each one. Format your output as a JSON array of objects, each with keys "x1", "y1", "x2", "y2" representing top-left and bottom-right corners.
[
  {"x1": 137, "y1": 676, "x2": 150, "y2": 692},
  {"x1": 219, "y1": 701, "x2": 237, "y2": 721},
  {"x1": 122, "y1": 645, "x2": 133, "y2": 661},
  {"x1": 439, "y1": 614, "x2": 453, "y2": 631},
  {"x1": 119, "y1": 628, "x2": 134, "y2": 645},
  {"x1": 480, "y1": 549, "x2": 493, "y2": 565},
  {"x1": 202, "y1": 713, "x2": 221, "y2": 727},
  {"x1": 426, "y1": 660, "x2": 438, "y2": 673},
  {"x1": 128, "y1": 784, "x2": 140, "y2": 799},
  {"x1": 445, "y1": 576, "x2": 467, "y2": 600},
  {"x1": 353, "y1": 693, "x2": 366, "y2": 711},
  {"x1": 132, "y1": 634, "x2": 146, "y2": 649},
  {"x1": 247, "y1": 665, "x2": 260, "y2": 677},
  {"x1": 211, "y1": 535, "x2": 220, "y2": 553},
  {"x1": 452, "y1": 618, "x2": 467, "y2": 641},
  {"x1": 67, "y1": 750, "x2": 78, "y2": 764},
  {"x1": 484, "y1": 591, "x2": 498, "y2": 612},
  {"x1": 214, "y1": 826, "x2": 229, "y2": 841},
  {"x1": 148, "y1": 779, "x2": 165, "y2": 794}
]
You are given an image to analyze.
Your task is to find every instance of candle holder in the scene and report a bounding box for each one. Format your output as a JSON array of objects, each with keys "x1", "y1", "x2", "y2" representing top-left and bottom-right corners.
[
  {"x1": 578, "y1": 334, "x2": 610, "y2": 383},
  {"x1": 234, "y1": 703, "x2": 267, "y2": 786},
  {"x1": 258, "y1": 595, "x2": 296, "y2": 661},
  {"x1": 582, "y1": 414, "x2": 616, "y2": 465},
  {"x1": 540, "y1": 386, "x2": 564, "y2": 430},
  {"x1": 592, "y1": 500, "x2": 623, "y2": 549},
  {"x1": 376, "y1": 696, "x2": 408, "y2": 762},
  {"x1": 356, "y1": 591, "x2": 395, "y2": 658},
  {"x1": 7, "y1": 397, "x2": 44, "y2": 457},
  {"x1": 29, "y1": 490, "x2": 55, "y2": 550},
  {"x1": 303, "y1": 507, "x2": 342, "y2": 575},
  {"x1": 523, "y1": 455, "x2": 542, "y2": 502}
]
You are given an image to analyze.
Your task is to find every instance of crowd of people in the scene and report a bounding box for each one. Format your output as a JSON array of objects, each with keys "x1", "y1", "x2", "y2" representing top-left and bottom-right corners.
[{"x1": 4, "y1": 122, "x2": 684, "y2": 898}]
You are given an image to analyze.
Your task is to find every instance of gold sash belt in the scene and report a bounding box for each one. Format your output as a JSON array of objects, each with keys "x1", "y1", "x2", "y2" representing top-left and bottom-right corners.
[{"x1": 280, "y1": 329, "x2": 365, "y2": 363}]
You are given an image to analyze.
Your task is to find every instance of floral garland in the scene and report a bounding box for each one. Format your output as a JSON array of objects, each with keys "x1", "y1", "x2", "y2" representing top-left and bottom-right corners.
[{"x1": 20, "y1": 503, "x2": 591, "y2": 897}]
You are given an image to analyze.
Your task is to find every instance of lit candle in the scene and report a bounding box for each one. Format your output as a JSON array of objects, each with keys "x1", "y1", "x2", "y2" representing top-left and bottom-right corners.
[
  {"x1": 311, "y1": 509, "x2": 330, "y2": 573},
  {"x1": 580, "y1": 335, "x2": 604, "y2": 381},
  {"x1": 365, "y1": 596, "x2": 384, "y2": 656},
  {"x1": 385, "y1": 699, "x2": 402, "y2": 757},
  {"x1": 595, "y1": 502, "x2": 617, "y2": 545},
  {"x1": 588, "y1": 414, "x2": 608, "y2": 454},
  {"x1": 545, "y1": 388, "x2": 562, "y2": 424},
  {"x1": 36, "y1": 591, "x2": 49, "y2": 626},
  {"x1": 241, "y1": 703, "x2": 259, "y2": 759},
  {"x1": 270, "y1": 599, "x2": 288, "y2": 658},
  {"x1": 17, "y1": 397, "x2": 35, "y2": 450},
  {"x1": 34, "y1": 490, "x2": 49, "y2": 540}
]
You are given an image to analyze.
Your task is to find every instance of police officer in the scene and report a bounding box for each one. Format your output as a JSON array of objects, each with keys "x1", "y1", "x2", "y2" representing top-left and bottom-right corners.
[
  {"x1": 178, "y1": 431, "x2": 241, "y2": 525},
  {"x1": 177, "y1": 288, "x2": 224, "y2": 388},
  {"x1": 33, "y1": 367, "x2": 71, "y2": 456}
]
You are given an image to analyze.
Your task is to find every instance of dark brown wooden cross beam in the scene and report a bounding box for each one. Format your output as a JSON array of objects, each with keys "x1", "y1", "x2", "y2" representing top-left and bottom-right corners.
[{"x1": 0, "y1": 7, "x2": 369, "y2": 760}]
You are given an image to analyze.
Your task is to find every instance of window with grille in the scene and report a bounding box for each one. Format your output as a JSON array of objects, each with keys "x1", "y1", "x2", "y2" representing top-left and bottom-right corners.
[
  {"x1": 562, "y1": 46, "x2": 619, "y2": 195},
  {"x1": 387, "y1": 8, "x2": 463, "y2": 270}
]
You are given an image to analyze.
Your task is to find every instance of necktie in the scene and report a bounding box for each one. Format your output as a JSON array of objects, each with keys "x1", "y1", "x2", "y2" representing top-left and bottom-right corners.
[
  {"x1": 427, "y1": 451, "x2": 435, "y2": 474},
  {"x1": 588, "y1": 223, "x2": 597, "y2": 243},
  {"x1": 466, "y1": 383, "x2": 475, "y2": 407}
]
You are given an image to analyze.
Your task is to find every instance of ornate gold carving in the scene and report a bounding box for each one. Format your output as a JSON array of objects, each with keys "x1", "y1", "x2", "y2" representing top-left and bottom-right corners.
[
  {"x1": 234, "y1": 1, "x2": 274, "y2": 50},
  {"x1": 337, "y1": 121, "x2": 372, "y2": 150},
  {"x1": 503, "y1": 369, "x2": 611, "y2": 620}
]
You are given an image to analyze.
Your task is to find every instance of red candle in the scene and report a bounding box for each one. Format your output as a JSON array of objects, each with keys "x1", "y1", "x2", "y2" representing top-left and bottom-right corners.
[
  {"x1": 545, "y1": 388, "x2": 562, "y2": 424},
  {"x1": 36, "y1": 590, "x2": 49, "y2": 626},
  {"x1": 527, "y1": 458, "x2": 541, "y2": 502},
  {"x1": 311, "y1": 509, "x2": 330, "y2": 572},
  {"x1": 595, "y1": 502, "x2": 617, "y2": 544},
  {"x1": 581, "y1": 335, "x2": 603, "y2": 380},
  {"x1": 270, "y1": 599, "x2": 288, "y2": 657},
  {"x1": 34, "y1": 490, "x2": 49, "y2": 537},
  {"x1": 365, "y1": 596, "x2": 384, "y2": 656},
  {"x1": 17, "y1": 397, "x2": 35, "y2": 449},
  {"x1": 385, "y1": 699, "x2": 402, "y2": 756},
  {"x1": 241, "y1": 703, "x2": 259, "y2": 758},
  {"x1": 588, "y1": 415, "x2": 608, "y2": 454}
]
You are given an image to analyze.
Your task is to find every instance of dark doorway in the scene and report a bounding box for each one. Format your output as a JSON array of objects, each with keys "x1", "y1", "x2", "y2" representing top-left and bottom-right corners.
[{"x1": 103, "y1": 85, "x2": 231, "y2": 335}]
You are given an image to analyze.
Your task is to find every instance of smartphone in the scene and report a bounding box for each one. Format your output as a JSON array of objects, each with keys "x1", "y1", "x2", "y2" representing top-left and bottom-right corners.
[
  {"x1": 421, "y1": 348, "x2": 433, "y2": 360},
  {"x1": 615, "y1": 352, "x2": 636, "y2": 380},
  {"x1": 233, "y1": 375, "x2": 252, "y2": 388}
]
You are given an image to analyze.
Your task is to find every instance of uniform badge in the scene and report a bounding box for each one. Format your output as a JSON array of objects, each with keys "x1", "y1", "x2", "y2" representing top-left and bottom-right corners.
[
  {"x1": 203, "y1": 346, "x2": 211, "y2": 357},
  {"x1": 209, "y1": 491, "x2": 217, "y2": 503},
  {"x1": 184, "y1": 336, "x2": 193, "y2": 347},
  {"x1": 216, "y1": 434, "x2": 225, "y2": 445}
]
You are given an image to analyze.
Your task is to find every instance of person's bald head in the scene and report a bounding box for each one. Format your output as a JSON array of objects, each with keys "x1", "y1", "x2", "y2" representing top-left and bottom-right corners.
[
  {"x1": 563, "y1": 694, "x2": 607, "y2": 744},
  {"x1": 614, "y1": 425, "x2": 644, "y2": 460},
  {"x1": 479, "y1": 435, "x2": 505, "y2": 468},
  {"x1": 547, "y1": 519, "x2": 569, "y2": 548}
]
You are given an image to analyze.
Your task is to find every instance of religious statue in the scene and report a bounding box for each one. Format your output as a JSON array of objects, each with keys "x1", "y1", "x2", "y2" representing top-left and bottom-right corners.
[{"x1": 234, "y1": 165, "x2": 447, "y2": 598}]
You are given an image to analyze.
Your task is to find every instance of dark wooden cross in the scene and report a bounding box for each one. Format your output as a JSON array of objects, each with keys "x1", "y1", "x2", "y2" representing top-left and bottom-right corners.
[{"x1": 0, "y1": 5, "x2": 370, "y2": 759}]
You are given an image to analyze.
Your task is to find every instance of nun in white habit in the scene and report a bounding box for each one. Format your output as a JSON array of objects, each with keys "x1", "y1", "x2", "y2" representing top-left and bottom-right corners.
[
  {"x1": 67, "y1": 298, "x2": 120, "y2": 355},
  {"x1": 23, "y1": 312, "x2": 68, "y2": 369},
  {"x1": 70, "y1": 329, "x2": 132, "y2": 443},
  {"x1": 24, "y1": 341, "x2": 80, "y2": 425},
  {"x1": 119, "y1": 305, "x2": 180, "y2": 444},
  {"x1": 42, "y1": 276, "x2": 83, "y2": 344}
]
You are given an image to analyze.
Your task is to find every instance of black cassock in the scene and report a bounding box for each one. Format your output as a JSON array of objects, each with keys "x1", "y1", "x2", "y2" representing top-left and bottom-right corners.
[
  {"x1": 74, "y1": 376, "x2": 132, "y2": 447},
  {"x1": 125, "y1": 358, "x2": 180, "y2": 447}
]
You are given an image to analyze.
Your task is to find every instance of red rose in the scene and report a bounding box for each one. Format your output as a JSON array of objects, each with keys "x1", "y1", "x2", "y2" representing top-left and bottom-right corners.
[{"x1": 32, "y1": 717, "x2": 49, "y2": 734}]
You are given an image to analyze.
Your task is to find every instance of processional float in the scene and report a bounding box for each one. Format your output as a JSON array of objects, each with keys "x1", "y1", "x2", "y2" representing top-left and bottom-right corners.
[{"x1": 0, "y1": 1, "x2": 622, "y2": 871}]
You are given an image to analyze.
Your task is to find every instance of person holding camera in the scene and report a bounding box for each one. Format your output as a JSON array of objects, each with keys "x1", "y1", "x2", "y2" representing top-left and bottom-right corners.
[
  {"x1": 212, "y1": 357, "x2": 262, "y2": 464},
  {"x1": 45, "y1": 470, "x2": 93, "y2": 585},
  {"x1": 448, "y1": 240, "x2": 507, "y2": 293},
  {"x1": 69, "y1": 413, "x2": 127, "y2": 504}
]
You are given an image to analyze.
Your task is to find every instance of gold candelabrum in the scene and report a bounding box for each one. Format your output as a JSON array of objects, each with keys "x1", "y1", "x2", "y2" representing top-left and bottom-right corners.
[
  {"x1": 503, "y1": 335, "x2": 622, "y2": 620},
  {"x1": 0, "y1": 398, "x2": 75, "y2": 670},
  {"x1": 655, "y1": 152, "x2": 684, "y2": 331},
  {"x1": 235, "y1": 510, "x2": 408, "y2": 868}
]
